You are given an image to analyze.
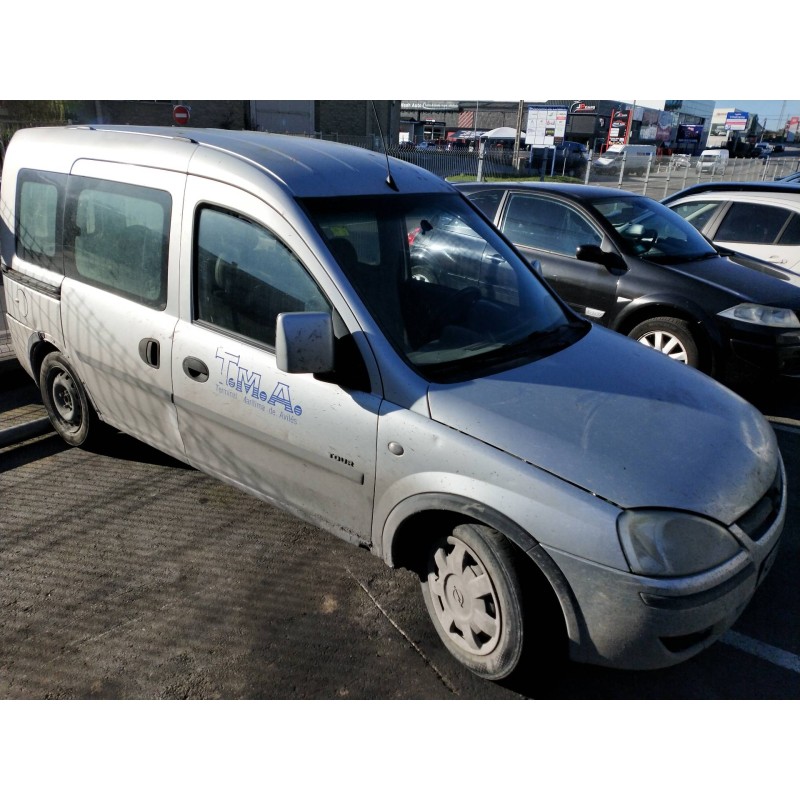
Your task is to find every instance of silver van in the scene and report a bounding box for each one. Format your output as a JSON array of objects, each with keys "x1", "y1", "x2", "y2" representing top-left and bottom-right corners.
[
  {"x1": 1, "y1": 126, "x2": 785, "y2": 680},
  {"x1": 594, "y1": 144, "x2": 658, "y2": 176},
  {"x1": 697, "y1": 148, "x2": 730, "y2": 175}
]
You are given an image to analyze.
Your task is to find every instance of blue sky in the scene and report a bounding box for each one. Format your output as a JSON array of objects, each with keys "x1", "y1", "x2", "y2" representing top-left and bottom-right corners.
[
  {"x1": 625, "y1": 100, "x2": 800, "y2": 126},
  {"x1": 713, "y1": 100, "x2": 800, "y2": 125}
]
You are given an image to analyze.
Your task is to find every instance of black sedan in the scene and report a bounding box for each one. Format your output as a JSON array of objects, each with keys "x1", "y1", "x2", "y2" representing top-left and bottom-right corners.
[{"x1": 414, "y1": 181, "x2": 800, "y2": 383}]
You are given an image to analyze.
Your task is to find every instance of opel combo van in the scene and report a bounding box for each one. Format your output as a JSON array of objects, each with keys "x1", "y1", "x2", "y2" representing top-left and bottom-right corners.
[{"x1": 1, "y1": 126, "x2": 785, "y2": 680}]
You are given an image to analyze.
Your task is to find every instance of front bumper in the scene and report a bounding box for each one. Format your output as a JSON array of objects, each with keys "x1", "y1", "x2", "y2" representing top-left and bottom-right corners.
[
  {"x1": 717, "y1": 319, "x2": 800, "y2": 378},
  {"x1": 542, "y1": 461, "x2": 786, "y2": 670}
]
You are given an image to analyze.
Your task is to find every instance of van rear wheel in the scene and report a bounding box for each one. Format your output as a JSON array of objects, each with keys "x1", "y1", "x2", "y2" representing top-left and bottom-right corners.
[{"x1": 40, "y1": 352, "x2": 103, "y2": 447}]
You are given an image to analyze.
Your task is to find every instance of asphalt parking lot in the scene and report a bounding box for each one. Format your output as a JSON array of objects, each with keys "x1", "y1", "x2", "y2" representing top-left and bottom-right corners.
[{"x1": 1, "y1": 363, "x2": 798, "y2": 700}]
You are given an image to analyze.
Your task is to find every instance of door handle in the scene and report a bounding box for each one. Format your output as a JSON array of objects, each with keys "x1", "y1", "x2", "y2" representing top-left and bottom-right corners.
[
  {"x1": 138, "y1": 338, "x2": 160, "y2": 369},
  {"x1": 182, "y1": 356, "x2": 209, "y2": 382}
]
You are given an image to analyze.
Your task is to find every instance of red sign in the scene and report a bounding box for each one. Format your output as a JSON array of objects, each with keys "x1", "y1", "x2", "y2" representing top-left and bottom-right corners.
[
  {"x1": 173, "y1": 104, "x2": 190, "y2": 126},
  {"x1": 606, "y1": 109, "x2": 631, "y2": 147}
]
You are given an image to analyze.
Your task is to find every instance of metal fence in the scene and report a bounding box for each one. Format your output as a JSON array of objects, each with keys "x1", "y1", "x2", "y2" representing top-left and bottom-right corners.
[{"x1": 380, "y1": 145, "x2": 800, "y2": 199}]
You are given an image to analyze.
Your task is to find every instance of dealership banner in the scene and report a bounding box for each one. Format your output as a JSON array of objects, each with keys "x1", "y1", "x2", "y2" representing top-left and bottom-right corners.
[
  {"x1": 526, "y1": 106, "x2": 568, "y2": 147},
  {"x1": 725, "y1": 111, "x2": 749, "y2": 131}
]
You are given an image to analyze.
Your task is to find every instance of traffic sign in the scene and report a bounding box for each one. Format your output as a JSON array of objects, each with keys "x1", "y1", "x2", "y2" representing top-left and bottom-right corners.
[{"x1": 173, "y1": 104, "x2": 190, "y2": 126}]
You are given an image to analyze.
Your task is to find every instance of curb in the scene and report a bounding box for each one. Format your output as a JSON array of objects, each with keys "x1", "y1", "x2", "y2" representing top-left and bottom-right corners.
[{"x1": 0, "y1": 417, "x2": 53, "y2": 448}]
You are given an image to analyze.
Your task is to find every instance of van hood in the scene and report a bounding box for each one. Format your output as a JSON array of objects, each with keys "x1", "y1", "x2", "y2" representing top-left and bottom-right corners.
[{"x1": 426, "y1": 326, "x2": 777, "y2": 524}]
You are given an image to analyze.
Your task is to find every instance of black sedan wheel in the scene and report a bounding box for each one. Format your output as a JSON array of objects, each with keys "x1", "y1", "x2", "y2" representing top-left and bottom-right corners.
[{"x1": 629, "y1": 317, "x2": 700, "y2": 367}]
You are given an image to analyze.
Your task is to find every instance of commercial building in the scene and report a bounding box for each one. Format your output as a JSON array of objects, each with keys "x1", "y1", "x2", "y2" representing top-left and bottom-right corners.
[
  {"x1": 400, "y1": 100, "x2": 716, "y2": 154},
  {"x1": 0, "y1": 101, "x2": 400, "y2": 151}
]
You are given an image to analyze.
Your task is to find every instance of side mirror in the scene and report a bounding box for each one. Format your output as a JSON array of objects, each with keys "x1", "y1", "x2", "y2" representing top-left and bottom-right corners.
[
  {"x1": 276, "y1": 311, "x2": 335, "y2": 374},
  {"x1": 576, "y1": 244, "x2": 626, "y2": 271}
]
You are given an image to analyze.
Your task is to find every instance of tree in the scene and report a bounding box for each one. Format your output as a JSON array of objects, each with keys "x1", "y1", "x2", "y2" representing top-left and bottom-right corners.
[{"x1": 1, "y1": 101, "x2": 67, "y2": 122}]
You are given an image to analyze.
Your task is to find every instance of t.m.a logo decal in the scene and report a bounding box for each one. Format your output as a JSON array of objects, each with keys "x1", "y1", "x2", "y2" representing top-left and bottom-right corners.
[{"x1": 214, "y1": 347, "x2": 302, "y2": 423}]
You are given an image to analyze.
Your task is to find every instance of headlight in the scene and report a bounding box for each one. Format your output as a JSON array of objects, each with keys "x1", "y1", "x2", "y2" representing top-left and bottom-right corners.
[
  {"x1": 617, "y1": 510, "x2": 741, "y2": 577},
  {"x1": 718, "y1": 304, "x2": 800, "y2": 328}
]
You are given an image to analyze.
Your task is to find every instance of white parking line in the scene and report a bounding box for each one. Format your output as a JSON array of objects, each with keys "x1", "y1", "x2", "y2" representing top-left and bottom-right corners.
[{"x1": 721, "y1": 630, "x2": 800, "y2": 674}]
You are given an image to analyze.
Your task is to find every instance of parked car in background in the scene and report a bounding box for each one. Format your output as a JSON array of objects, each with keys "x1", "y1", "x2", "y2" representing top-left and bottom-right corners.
[
  {"x1": 670, "y1": 153, "x2": 692, "y2": 170},
  {"x1": 529, "y1": 140, "x2": 590, "y2": 178},
  {"x1": 593, "y1": 144, "x2": 657, "y2": 176},
  {"x1": 696, "y1": 148, "x2": 729, "y2": 175},
  {"x1": 755, "y1": 142, "x2": 774, "y2": 158},
  {"x1": 664, "y1": 184, "x2": 800, "y2": 272},
  {"x1": 454, "y1": 181, "x2": 800, "y2": 382},
  {"x1": 776, "y1": 171, "x2": 800, "y2": 184}
]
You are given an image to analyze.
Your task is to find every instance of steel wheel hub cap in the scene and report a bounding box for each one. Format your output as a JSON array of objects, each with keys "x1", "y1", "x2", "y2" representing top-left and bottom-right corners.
[
  {"x1": 428, "y1": 537, "x2": 501, "y2": 655},
  {"x1": 52, "y1": 372, "x2": 79, "y2": 424}
]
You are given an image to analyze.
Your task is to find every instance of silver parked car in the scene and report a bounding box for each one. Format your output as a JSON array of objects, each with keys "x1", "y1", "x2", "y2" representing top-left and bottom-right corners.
[{"x1": 1, "y1": 126, "x2": 785, "y2": 679}]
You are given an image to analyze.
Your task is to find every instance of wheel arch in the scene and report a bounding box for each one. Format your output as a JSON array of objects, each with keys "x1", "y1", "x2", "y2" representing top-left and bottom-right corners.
[
  {"x1": 29, "y1": 335, "x2": 60, "y2": 387},
  {"x1": 33, "y1": 340, "x2": 105, "y2": 426},
  {"x1": 613, "y1": 297, "x2": 722, "y2": 373},
  {"x1": 380, "y1": 492, "x2": 583, "y2": 647}
]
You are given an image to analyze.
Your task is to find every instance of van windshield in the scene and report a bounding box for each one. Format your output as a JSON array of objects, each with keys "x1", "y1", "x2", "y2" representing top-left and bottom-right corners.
[{"x1": 301, "y1": 193, "x2": 585, "y2": 381}]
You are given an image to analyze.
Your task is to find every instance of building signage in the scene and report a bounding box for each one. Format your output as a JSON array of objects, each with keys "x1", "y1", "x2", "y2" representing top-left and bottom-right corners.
[
  {"x1": 401, "y1": 101, "x2": 460, "y2": 112},
  {"x1": 725, "y1": 111, "x2": 749, "y2": 131},
  {"x1": 607, "y1": 109, "x2": 631, "y2": 146},
  {"x1": 526, "y1": 106, "x2": 568, "y2": 146},
  {"x1": 570, "y1": 101, "x2": 596, "y2": 113},
  {"x1": 678, "y1": 124, "x2": 703, "y2": 141}
]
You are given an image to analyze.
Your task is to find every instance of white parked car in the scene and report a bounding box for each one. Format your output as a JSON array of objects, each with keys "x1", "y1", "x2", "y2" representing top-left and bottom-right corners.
[
  {"x1": 755, "y1": 142, "x2": 774, "y2": 158},
  {"x1": 665, "y1": 185, "x2": 800, "y2": 272}
]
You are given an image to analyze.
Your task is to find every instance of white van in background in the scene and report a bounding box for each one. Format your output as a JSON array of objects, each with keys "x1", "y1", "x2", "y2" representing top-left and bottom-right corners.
[
  {"x1": 593, "y1": 144, "x2": 657, "y2": 176},
  {"x1": 697, "y1": 148, "x2": 730, "y2": 175}
]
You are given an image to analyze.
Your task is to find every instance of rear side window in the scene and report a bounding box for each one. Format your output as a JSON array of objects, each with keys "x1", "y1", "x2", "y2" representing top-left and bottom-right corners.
[
  {"x1": 64, "y1": 176, "x2": 171, "y2": 309},
  {"x1": 466, "y1": 189, "x2": 504, "y2": 221},
  {"x1": 778, "y1": 213, "x2": 800, "y2": 246},
  {"x1": 716, "y1": 202, "x2": 791, "y2": 245},
  {"x1": 16, "y1": 169, "x2": 66, "y2": 273},
  {"x1": 194, "y1": 206, "x2": 330, "y2": 348}
]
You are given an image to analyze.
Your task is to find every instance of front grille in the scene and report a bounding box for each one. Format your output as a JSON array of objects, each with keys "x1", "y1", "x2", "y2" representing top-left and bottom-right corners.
[{"x1": 734, "y1": 467, "x2": 783, "y2": 542}]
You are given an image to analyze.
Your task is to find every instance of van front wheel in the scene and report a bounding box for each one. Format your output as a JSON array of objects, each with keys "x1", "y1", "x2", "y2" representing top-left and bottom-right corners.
[
  {"x1": 40, "y1": 352, "x2": 102, "y2": 447},
  {"x1": 420, "y1": 523, "x2": 525, "y2": 680}
]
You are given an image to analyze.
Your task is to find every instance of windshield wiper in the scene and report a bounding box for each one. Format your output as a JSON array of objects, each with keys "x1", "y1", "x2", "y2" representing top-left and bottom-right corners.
[{"x1": 425, "y1": 320, "x2": 587, "y2": 380}]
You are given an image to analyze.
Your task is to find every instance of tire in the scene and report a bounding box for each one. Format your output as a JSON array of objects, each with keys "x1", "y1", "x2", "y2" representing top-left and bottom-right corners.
[
  {"x1": 420, "y1": 523, "x2": 526, "y2": 680},
  {"x1": 39, "y1": 352, "x2": 103, "y2": 447},
  {"x1": 628, "y1": 317, "x2": 700, "y2": 367}
]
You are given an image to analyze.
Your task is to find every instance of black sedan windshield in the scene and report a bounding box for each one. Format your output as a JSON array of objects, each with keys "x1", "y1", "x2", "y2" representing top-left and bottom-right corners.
[
  {"x1": 302, "y1": 193, "x2": 583, "y2": 380},
  {"x1": 590, "y1": 195, "x2": 718, "y2": 262}
]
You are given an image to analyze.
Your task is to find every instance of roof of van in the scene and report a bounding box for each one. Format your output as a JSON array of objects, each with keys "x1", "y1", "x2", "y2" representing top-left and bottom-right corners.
[{"x1": 8, "y1": 125, "x2": 451, "y2": 198}]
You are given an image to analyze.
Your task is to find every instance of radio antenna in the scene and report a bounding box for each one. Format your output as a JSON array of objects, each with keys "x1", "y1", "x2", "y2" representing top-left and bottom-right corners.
[{"x1": 371, "y1": 101, "x2": 399, "y2": 191}]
